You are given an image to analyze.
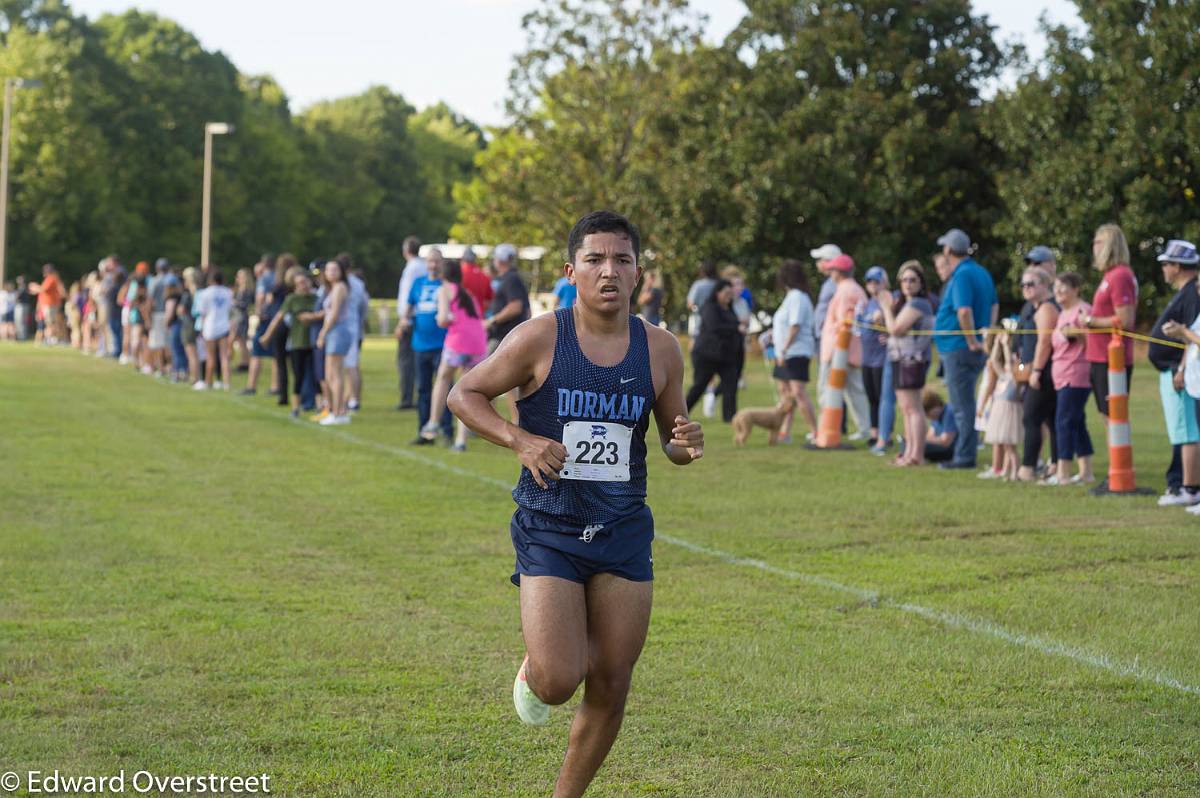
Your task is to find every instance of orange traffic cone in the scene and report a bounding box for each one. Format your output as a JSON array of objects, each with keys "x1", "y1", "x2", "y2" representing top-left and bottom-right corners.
[
  {"x1": 814, "y1": 319, "x2": 851, "y2": 449},
  {"x1": 1092, "y1": 327, "x2": 1151, "y2": 496}
]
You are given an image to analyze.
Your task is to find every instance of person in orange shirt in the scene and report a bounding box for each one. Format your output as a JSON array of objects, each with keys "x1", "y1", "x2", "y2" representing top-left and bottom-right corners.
[
  {"x1": 35, "y1": 263, "x2": 65, "y2": 345},
  {"x1": 818, "y1": 254, "x2": 871, "y2": 440}
]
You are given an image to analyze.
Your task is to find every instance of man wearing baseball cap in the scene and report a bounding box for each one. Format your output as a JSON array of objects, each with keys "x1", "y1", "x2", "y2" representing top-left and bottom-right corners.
[
  {"x1": 1149, "y1": 239, "x2": 1200, "y2": 507},
  {"x1": 1024, "y1": 245, "x2": 1057, "y2": 274},
  {"x1": 460, "y1": 245, "x2": 494, "y2": 314},
  {"x1": 818, "y1": 253, "x2": 871, "y2": 438},
  {"x1": 932, "y1": 228, "x2": 997, "y2": 469}
]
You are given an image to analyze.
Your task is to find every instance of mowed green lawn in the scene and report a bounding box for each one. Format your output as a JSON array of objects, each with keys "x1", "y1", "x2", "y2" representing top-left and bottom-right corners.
[{"x1": 2, "y1": 338, "x2": 1198, "y2": 797}]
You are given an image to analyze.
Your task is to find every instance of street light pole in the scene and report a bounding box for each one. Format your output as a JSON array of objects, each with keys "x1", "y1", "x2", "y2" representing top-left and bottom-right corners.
[
  {"x1": 0, "y1": 77, "x2": 42, "y2": 290},
  {"x1": 200, "y1": 121, "x2": 232, "y2": 269}
]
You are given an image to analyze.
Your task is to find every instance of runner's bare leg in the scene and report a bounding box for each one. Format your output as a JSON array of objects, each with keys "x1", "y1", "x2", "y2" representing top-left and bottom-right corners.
[
  {"x1": 521, "y1": 575, "x2": 588, "y2": 706},
  {"x1": 553, "y1": 574, "x2": 652, "y2": 798}
]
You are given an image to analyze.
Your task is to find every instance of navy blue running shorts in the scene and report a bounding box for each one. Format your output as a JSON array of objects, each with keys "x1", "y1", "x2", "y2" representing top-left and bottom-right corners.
[{"x1": 510, "y1": 505, "x2": 654, "y2": 586}]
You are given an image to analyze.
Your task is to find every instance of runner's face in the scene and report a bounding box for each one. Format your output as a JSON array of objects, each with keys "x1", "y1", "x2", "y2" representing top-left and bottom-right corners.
[{"x1": 567, "y1": 232, "x2": 641, "y2": 311}]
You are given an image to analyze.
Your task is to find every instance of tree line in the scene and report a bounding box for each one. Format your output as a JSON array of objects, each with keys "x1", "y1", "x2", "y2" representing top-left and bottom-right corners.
[
  {"x1": 452, "y1": 0, "x2": 1200, "y2": 318},
  {"x1": 0, "y1": 0, "x2": 483, "y2": 294},
  {"x1": 3, "y1": 0, "x2": 1198, "y2": 318}
]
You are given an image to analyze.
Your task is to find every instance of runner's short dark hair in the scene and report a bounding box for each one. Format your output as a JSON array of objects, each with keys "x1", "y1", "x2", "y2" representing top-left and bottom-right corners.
[{"x1": 567, "y1": 210, "x2": 641, "y2": 264}]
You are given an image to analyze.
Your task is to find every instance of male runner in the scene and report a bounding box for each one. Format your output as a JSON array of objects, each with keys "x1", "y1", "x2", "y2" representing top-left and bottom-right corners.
[{"x1": 449, "y1": 210, "x2": 703, "y2": 798}]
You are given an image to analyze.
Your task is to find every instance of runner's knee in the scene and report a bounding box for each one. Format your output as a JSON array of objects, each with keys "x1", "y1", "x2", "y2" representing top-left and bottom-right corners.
[
  {"x1": 529, "y1": 660, "x2": 586, "y2": 705},
  {"x1": 583, "y1": 665, "x2": 633, "y2": 708}
]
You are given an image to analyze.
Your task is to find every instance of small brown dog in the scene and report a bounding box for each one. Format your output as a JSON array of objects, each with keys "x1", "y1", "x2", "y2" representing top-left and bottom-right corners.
[{"x1": 732, "y1": 394, "x2": 797, "y2": 445}]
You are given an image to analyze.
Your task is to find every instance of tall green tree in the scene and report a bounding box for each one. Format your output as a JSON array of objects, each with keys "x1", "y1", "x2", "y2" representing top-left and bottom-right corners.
[
  {"x1": 1, "y1": 3, "x2": 479, "y2": 289},
  {"x1": 92, "y1": 10, "x2": 242, "y2": 265},
  {"x1": 0, "y1": 15, "x2": 130, "y2": 275},
  {"x1": 988, "y1": 0, "x2": 1200, "y2": 311},
  {"x1": 297, "y1": 86, "x2": 426, "y2": 292},
  {"x1": 714, "y1": 0, "x2": 1004, "y2": 288},
  {"x1": 409, "y1": 102, "x2": 484, "y2": 242},
  {"x1": 452, "y1": 0, "x2": 706, "y2": 267},
  {"x1": 454, "y1": 0, "x2": 1005, "y2": 314}
]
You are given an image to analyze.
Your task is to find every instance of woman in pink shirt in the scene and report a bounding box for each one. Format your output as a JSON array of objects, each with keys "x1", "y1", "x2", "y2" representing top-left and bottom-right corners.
[
  {"x1": 423, "y1": 259, "x2": 488, "y2": 451},
  {"x1": 1046, "y1": 272, "x2": 1095, "y2": 486},
  {"x1": 1079, "y1": 223, "x2": 1137, "y2": 418}
]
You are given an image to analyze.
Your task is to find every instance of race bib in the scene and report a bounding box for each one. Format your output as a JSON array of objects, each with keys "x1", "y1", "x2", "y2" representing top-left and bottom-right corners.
[{"x1": 560, "y1": 421, "x2": 632, "y2": 482}]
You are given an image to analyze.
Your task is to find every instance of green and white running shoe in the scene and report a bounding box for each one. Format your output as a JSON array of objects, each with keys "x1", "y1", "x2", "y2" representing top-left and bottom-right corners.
[{"x1": 512, "y1": 655, "x2": 549, "y2": 726}]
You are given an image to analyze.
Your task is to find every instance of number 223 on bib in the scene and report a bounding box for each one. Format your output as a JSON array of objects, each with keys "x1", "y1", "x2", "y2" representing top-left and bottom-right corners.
[{"x1": 560, "y1": 421, "x2": 632, "y2": 482}]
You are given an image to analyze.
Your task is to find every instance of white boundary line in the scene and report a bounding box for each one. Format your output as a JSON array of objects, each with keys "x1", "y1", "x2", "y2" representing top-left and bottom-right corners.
[{"x1": 219, "y1": 394, "x2": 1200, "y2": 698}]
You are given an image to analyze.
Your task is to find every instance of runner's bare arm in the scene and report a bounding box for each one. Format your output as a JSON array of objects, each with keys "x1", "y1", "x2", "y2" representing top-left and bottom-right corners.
[
  {"x1": 448, "y1": 315, "x2": 566, "y2": 488},
  {"x1": 646, "y1": 323, "x2": 703, "y2": 464}
]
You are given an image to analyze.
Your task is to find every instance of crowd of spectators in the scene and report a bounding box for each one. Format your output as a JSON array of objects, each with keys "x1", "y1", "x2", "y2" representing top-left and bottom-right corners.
[
  {"x1": 683, "y1": 224, "x2": 1200, "y2": 508},
  {"x1": 9, "y1": 224, "x2": 1200, "y2": 502}
]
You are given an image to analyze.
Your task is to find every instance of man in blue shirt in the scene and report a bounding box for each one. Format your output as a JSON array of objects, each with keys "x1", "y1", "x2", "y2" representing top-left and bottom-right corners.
[
  {"x1": 403, "y1": 247, "x2": 452, "y2": 444},
  {"x1": 932, "y1": 228, "x2": 997, "y2": 469},
  {"x1": 553, "y1": 275, "x2": 577, "y2": 309}
]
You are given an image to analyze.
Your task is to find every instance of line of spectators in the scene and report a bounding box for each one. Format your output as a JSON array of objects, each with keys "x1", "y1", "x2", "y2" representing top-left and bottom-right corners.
[
  {"x1": 690, "y1": 223, "x2": 1196, "y2": 505},
  {"x1": 11, "y1": 253, "x2": 372, "y2": 427}
]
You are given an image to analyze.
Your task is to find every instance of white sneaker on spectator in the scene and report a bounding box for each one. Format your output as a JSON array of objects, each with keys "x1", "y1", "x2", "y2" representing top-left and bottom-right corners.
[
  {"x1": 319, "y1": 414, "x2": 339, "y2": 426},
  {"x1": 192, "y1": 381, "x2": 208, "y2": 391},
  {"x1": 1160, "y1": 490, "x2": 1200, "y2": 507},
  {"x1": 119, "y1": 355, "x2": 130, "y2": 365},
  {"x1": 846, "y1": 430, "x2": 868, "y2": 442},
  {"x1": 140, "y1": 365, "x2": 153, "y2": 375},
  {"x1": 334, "y1": 414, "x2": 351, "y2": 425},
  {"x1": 977, "y1": 469, "x2": 1003, "y2": 480},
  {"x1": 1158, "y1": 489, "x2": 1180, "y2": 506},
  {"x1": 702, "y1": 391, "x2": 716, "y2": 418},
  {"x1": 1187, "y1": 502, "x2": 1200, "y2": 515}
]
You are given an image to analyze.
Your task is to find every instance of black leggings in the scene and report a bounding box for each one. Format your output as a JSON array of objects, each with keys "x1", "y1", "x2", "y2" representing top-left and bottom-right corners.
[
  {"x1": 273, "y1": 329, "x2": 289, "y2": 398},
  {"x1": 863, "y1": 365, "x2": 884, "y2": 429},
  {"x1": 686, "y1": 353, "x2": 739, "y2": 422},
  {"x1": 1022, "y1": 382, "x2": 1058, "y2": 468},
  {"x1": 289, "y1": 348, "x2": 314, "y2": 397}
]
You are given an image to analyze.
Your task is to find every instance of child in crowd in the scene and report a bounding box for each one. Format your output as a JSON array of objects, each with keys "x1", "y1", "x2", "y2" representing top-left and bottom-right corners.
[
  {"x1": 1046, "y1": 272, "x2": 1095, "y2": 485},
  {"x1": 922, "y1": 389, "x2": 958, "y2": 463},
  {"x1": 978, "y1": 326, "x2": 1023, "y2": 480}
]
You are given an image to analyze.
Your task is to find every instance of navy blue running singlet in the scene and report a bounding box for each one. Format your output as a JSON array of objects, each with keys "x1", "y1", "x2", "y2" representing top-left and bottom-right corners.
[{"x1": 511, "y1": 308, "x2": 655, "y2": 527}]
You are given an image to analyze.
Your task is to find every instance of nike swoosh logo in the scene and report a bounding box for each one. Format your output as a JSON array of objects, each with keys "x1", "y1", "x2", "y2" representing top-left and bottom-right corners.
[{"x1": 620, "y1": 377, "x2": 635, "y2": 384}]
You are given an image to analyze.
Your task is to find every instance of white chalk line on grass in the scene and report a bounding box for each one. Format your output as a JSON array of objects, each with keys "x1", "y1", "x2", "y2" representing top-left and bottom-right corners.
[
  {"x1": 225, "y1": 394, "x2": 1200, "y2": 698},
  {"x1": 660, "y1": 535, "x2": 1200, "y2": 697}
]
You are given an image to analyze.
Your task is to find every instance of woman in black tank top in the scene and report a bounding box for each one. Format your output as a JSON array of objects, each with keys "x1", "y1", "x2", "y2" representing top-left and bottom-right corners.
[{"x1": 1018, "y1": 266, "x2": 1059, "y2": 480}]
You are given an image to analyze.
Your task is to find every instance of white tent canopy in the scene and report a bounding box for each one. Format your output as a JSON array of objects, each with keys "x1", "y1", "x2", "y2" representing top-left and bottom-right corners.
[{"x1": 418, "y1": 243, "x2": 547, "y2": 262}]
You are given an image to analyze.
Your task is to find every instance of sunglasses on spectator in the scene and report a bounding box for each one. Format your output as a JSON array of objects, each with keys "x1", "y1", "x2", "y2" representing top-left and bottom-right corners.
[
  {"x1": 1020, "y1": 281, "x2": 1038, "y2": 288},
  {"x1": 899, "y1": 276, "x2": 920, "y2": 283}
]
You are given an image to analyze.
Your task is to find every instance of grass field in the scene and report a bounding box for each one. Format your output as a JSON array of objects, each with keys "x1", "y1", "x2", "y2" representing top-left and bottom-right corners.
[{"x1": 2, "y1": 338, "x2": 1198, "y2": 797}]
